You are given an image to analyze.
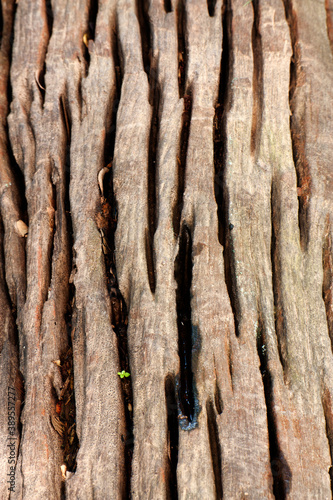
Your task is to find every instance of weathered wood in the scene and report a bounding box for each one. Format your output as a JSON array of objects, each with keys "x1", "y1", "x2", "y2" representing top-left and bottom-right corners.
[{"x1": 1, "y1": 0, "x2": 333, "y2": 498}]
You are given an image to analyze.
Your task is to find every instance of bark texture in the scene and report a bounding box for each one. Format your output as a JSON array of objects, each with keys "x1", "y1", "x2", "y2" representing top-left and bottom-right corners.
[{"x1": 1, "y1": 0, "x2": 333, "y2": 499}]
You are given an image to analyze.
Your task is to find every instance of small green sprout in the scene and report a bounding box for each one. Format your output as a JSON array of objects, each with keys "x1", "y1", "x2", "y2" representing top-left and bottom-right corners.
[
  {"x1": 118, "y1": 370, "x2": 130, "y2": 379},
  {"x1": 242, "y1": 0, "x2": 252, "y2": 6}
]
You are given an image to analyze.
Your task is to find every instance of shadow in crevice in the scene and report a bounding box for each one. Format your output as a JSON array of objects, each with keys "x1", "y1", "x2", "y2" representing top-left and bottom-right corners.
[
  {"x1": 207, "y1": 0, "x2": 217, "y2": 17},
  {"x1": 136, "y1": 0, "x2": 151, "y2": 78},
  {"x1": 283, "y1": 0, "x2": 311, "y2": 251},
  {"x1": 174, "y1": 224, "x2": 200, "y2": 429},
  {"x1": 165, "y1": 375, "x2": 179, "y2": 499},
  {"x1": 322, "y1": 216, "x2": 333, "y2": 354},
  {"x1": 206, "y1": 399, "x2": 223, "y2": 499},
  {"x1": 82, "y1": 0, "x2": 99, "y2": 71},
  {"x1": 176, "y1": 0, "x2": 187, "y2": 98},
  {"x1": 214, "y1": 0, "x2": 240, "y2": 336},
  {"x1": 256, "y1": 317, "x2": 292, "y2": 499},
  {"x1": 250, "y1": 0, "x2": 263, "y2": 157},
  {"x1": 173, "y1": 91, "x2": 192, "y2": 239}
]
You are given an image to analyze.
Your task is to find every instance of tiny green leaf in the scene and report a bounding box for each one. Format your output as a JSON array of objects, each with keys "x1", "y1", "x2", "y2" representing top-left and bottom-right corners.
[
  {"x1": 118, "y1": 370, "x2": 130, "y2": 379},
  {"x1": 124, "y1": 372, "x2": 130, "y2": 378},
  {"x1": 242, "y1": 0, "x2": 252, "y2": 6}
]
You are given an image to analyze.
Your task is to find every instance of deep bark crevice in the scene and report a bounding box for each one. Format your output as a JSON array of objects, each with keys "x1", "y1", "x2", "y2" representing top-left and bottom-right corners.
[
  {"x1": 83, "y1": 0, "x2": 99, "y2": 69},
  {"x1": 164, "y1": 0, "x2": 172, "y2": 14},
  {"x1": 44, "y1": 0, "x2": 53, "y2": 42},
  {"x1": 322, "y1": 388, "x2": 333, "y2": 497},
  {"x1": 283, "y1": 0, "x2": 310, "y2": 251},
  {"x1": 111, "y1": 16, "x2": 123, "y2": 102},
  {"x1": 214, "y1": 0, "x2": 239, "y2": 336},
  {"x1": 165, "y1": 375, "x2": 179, "y2": 500},
  {"x1": 146, "y1": 62, "x2": 159, "y2": 294},
  {"x1": 207, "y1": 0, "x2": 217, "y2": 17},
  {"x1": 322, "y1": 216, "x2": 333, "y2": 353},
  {"x1": 98, "y1": 166, "x2": 133, "y2": 497},
  {"x1": 271, "y1": 184, "x2": 287, "y2": 374},
  {"x1": 206, "y1": 399, "x2": 223, "y2": 500},
  {"x1": 88, "y1": 0, "x2": 98, "y2": 41},
  {"x1": 176, "y1": 0, "x2": 187, "y2": 98},
  {"x1": 173, "y1": 92, "x2": 192, "y2": 239},
  {"x1": 256, "y1": 317, "x2": 292, "y2": 499},
  {"x1": 214, "y1": 379, "x2": 223, "y2": 416},
  {"x1": 57, "y1": 346, "x2": 79, "y2": 473},
  {"x1": 136, "y1": 0, "x2": 151, "y2": 76},
  {"x1": 250, "y1": 0, "x2": 263, "y2": 157},
  {"x1": 47, "y1": 176, "x2": 56, "y2": 292},
  {"x1": 174, "y1": 224, "x2": 199, "y2": 430}
]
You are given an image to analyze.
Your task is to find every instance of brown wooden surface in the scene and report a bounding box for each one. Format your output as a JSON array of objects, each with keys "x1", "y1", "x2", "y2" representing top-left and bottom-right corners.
[{"x1": 1, "y1": 0, "x2": 333, "y2": 498}]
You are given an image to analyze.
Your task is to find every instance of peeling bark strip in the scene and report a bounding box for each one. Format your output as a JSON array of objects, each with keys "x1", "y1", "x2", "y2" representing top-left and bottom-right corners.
[{"x1": 1, "y1": 0, "x2": 333, "y2": 498}]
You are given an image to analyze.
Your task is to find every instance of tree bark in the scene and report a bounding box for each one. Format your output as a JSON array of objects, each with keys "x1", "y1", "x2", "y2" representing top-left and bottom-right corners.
[{"x1": 1, "y1": 0, "x2": 333, "y2": 498}]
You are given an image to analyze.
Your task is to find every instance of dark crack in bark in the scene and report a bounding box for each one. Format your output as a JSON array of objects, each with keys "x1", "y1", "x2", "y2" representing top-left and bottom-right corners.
[
  {"x1": 250, "y1": 0, "x2": 263, "y2": 158},
  {"x1": 256, "y1": 317, "x2": 292, "y2": 499},
  {"x1": 283, "y1": 0, "x2": 311, "y2": 251}
]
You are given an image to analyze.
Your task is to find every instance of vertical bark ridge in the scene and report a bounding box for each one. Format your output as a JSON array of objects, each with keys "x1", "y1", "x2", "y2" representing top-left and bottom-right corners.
[{"x1": 66, "y1": 1, "x2": 126, "y2": 497}]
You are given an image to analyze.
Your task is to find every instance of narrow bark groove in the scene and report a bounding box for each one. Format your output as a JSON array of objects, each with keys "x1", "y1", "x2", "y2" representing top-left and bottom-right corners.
[
  {"x1": 214, "y1": 0, "x2": 239, "y2": 336},
  {"x1": 136, "y1": 0, "x2": 151, "y2": 75},
  {"x1": 99, "y1": 165, "x2": 134, "y2": 495},
  {"x1": 271, "y1": 185, "x2": 287, "y2": 374},
  {"x1": 250, "y1": 0, "x2": 263, "y2": 157},
  {"x1": 164, "y1": 0, "x2": 172, "y2": 14},
  {"x1": 165, "y1": 375, "x2": 179, "y2": 499},
  {"x1": 256, "y1": 318, "x2": 292, "y2": 499},
  {"x1": 45, "y1": 0, "x2": 53, "y2": 43},
  {"x1": 323, "y1": 217, "x2": 333, "y2": 353},
  {"x1": 206, "y1": 399, "x2": 223, "y2": 500},
  {"x1": 207, "y1": 0, "x2": 217, "y2": 17},
  {"x1": 146, "y1": 66, "x2": 159, "y2": 293},
  {"x1": 174, "y1": 224, "x2": 198, "y2": 429},
  {"x1": 283, "y1": 0, "x2": 310, "y2": 251},
  {"x1": 173, "y1": 93, "x2": 192, "y2": 238},
  {"x1": 176, "y1": 0, "x2": 187, "y2": 98}
]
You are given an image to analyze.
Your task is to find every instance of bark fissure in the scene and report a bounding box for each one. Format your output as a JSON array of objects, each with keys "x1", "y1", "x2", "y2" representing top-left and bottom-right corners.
[
  {"x1": 146, "y1": 67, "x2": 159, "y2": 294},
  {"x1": 176, "y1": 0, "x2": 187, "y2": 98},
  {"x1": 207, "y1": 0, "x2": 217, "y2": 18},
  {"x1": 45, "y1": 0, "x2": 53, "y2": 44},
  {"x1": 215, "y1": 0, "x2": 239, "y2": 336},
  {"x1": 164, "y1": 0, "x2": 172, "y2": 14},
  {"x1": 174, "y1": 224, "x2": 198, "y2": 429},
  {"x1": 256, "y1": 318, "x2": 292, "y2": 499},
  {"x1": 322, "y1": 389, "x2": 333, "y2": 496},
  {"x1": 47, "y1": 177, "x2": 56, "y2": 292},
  {"x1": 165, "y1": 375, "x2": 179, "y2": 499},
  {"x1": 206, "y1": 399, "x2": 223, "y2": 500},
  {"x1": 283, "y1": 0, "x2": 310, "y2": 251},
  {"x1": 250, "y1": 0, "x2": 263, "y2": 157},
  {"x1": 136, "y1": 0, "x2": 151, "y2": 76},
  {"x1": 322, "y1": 216, "x2": 333, "y2": 353},
  {"x1": 101, "y1": 168, "x2": 133, "y2": 497},
  {"x1": 173, "y1": 92, "x2": 192, "y2": 238},
  {"x1": 83, "y1": 0, "x2": 99, "y2": 69},
  {"x1": 271, "y1": 185, "x2": 287, "y2": 374}
]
